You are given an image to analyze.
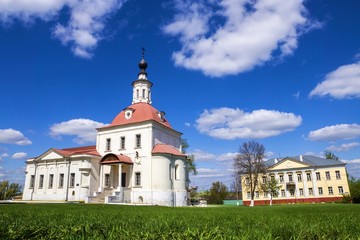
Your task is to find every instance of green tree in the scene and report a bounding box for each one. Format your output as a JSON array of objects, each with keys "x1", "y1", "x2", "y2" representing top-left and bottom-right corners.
[
  {"x1": 349, "y1": 177, "x2": 360, "y2": 203},
  {"x1": 234, "y1": 141, "x2": 266, "y2": 207},
  {"x1": 261, "y1": 177, "x2": 281, "y2": 206},
  {"x1": 207, "y1": 181, "x2": 228, "y2": 204},
  {"x1": 181, "y1": 138, "x2": 197, "y2": 175},
  {"x1": 324, "y1": 150, "x2": 340, "y2": 161},
  {"x1": 0, "y1": 180, "x2": 22, "y2": 200}
]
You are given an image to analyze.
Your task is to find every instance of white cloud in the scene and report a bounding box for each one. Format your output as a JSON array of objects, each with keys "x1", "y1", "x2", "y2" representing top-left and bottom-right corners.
[
  {"x1": 0, "y1": 128, "x2": 32, "y2": 145},
  {"x1": 310, "y1": 62, "x2": 360, "y2": 99},
  {"x1": 308, "y1": 124, "x2": 360, "y2": 142},
  {"x1": 11, "y1": 152, "x2": 28, "y2": 159},
  {"x1": 49, "y1": 118, "x2": 106, "y2": 144},
  {"x1": 195, "y1": 107, "x2": 302, "y2": 140},
  {"x1": 191, "y1": 149, "x2": 217, "y2": 162},
  {"x1": 0, "y1": 0, "x2": 126, "y2": 58},
  {"x1": 327, "y1": 142, "x2": 360, "y2": 152},
  {"x1": 342, "y1": 159, "x2": 360, "y2": 179},
  {"x1": 163, "y1": 0, "x2": 317, "y2": 77}
]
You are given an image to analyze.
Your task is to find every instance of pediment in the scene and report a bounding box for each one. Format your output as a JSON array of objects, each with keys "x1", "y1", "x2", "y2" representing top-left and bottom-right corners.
[
  {"x1": 38, "y1": 149, "x2": 64, "y2": 161},
  {"x1": 268, "y1": 158, "x2": 311, "y2": 171}
]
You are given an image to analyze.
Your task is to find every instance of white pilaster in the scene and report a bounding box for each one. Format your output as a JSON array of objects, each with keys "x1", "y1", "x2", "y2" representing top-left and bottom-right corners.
[
  {"x1": 303, "y1": 171, "x2": 308, "y2": 197},
  {"x1": 98, "y1": 165, "x2": 103, "y2": 192},
  {"x1": 117, "y1": 164, "x2": 122, "y2": 191},
  {"x1": 311, "y1": 170, "x2": 318, "y2": 197}
]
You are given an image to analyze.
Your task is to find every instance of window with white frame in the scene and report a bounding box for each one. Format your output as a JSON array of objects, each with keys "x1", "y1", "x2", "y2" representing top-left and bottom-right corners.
[
  {"x1": 245, "y1": 177, "x2": 250, "y2": 185},
  {"x1": 120, "y1": 136, "x2": 125, "y2": 149},
  {"x1": 290, "y1": 189, "x2": 295, "y2": 196},
  {"x1": 106, "y1": 138, "x2": 111, "y2": 151},
  {"x1": 338, "y1": 186, "x2": 344, "y2": 194},
  {"x1": 299, "y1": 188, "x2": 304, "y2": 196},
  {"x1": 48, "y1": 174, "x2": 54, "y2": 189},
  {"x1": 316, "y1": 172, "x2": 321, "y2": 181},
  {"x1": 270, "y1": 175, "x2": 275, "y2": 181},
  {"x1": 288, "y1": 174, "x2": 293, "y2": 182},
  {"x1": 247, "y1": 192, "x2": 251, "y2": 199},
  {"x1": 70, "y1": 173, "x2": 75, "y2": 188},
  {"x1": 39, "y1": 175, "x2": 44, "y2": 189},
  {"x1": 328, "y1": 187, "x2": 333, "y2": 195},
  {"x1": 297, "y1": 173, "x2": 302, "y2": 181},
  {"x1": 262, "y1": 176, "x2": 267, "y2": 184},
  {"x1": 279, "y1": 175, "x2": 284, "y2": 183},
  {"x1": 308, "y1": 188, "x2": 313, "y2": 195},
  {"x1": 306, "y1": 172, "x2": 311, "y2": 181},
  {"x1": 255, "y1": 191, "x2": 259, "y2": 198},
  {"x1": 135, "y1": 172, "x2": 141, "y2": 186},
  {"x1": 325, "y1": 171, "x2": 331, "y2": 180},
  {"x1": 318, "y1": 187, "x2": 323, "y2": 195},
  {"x1": 281, "y1": 189, "x2": 285, "y2": 197},
  {"x1": 135, "y1": 134, "x2": 141, "y2": 148},
  {"x1": 263, "y1": 192, "x2": 268, "y2": 198},
  {"x1": 335, "y1": 170, "x2": 341, "y2": 180},
  {"x1": 59, "y1": 173, "x2": 64, "y2": 188},
  {"x1": 29, "y1": 175, "x2": 35, "y2": 188}
]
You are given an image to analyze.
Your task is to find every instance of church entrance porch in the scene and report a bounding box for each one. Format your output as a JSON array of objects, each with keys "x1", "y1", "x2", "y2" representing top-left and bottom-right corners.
[{"x1": 98, "y1": 153, "x2": 133, "y2": 203}]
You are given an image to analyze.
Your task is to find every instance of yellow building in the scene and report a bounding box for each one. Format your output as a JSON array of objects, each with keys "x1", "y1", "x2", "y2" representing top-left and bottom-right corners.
[{"x1": 242, "y1": 155, "x2": 350, "y2": 206}]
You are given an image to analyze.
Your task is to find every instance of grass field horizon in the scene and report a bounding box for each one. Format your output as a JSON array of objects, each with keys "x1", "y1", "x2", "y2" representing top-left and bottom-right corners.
[{"x1": 1, "y1": 203, "x2": 359, "y2": 239}]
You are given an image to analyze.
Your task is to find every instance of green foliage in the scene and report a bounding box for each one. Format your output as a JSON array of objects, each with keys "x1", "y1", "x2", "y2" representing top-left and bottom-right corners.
[
  {"x1": 207, "y1": 181, "x2": 228, "y2": 204},
  {"x1": 181, "y1": 138, "x2": 197, "y2": 175},
  {"x1": 324, "y1": 150, "x2": 340, "y2": 161},
  {"x1": 349, "y1": 177, "x2": 360, "y2": 203},
  {"x1": 0, "y1": 180, "x2": 22, "y2": 200},
  {"x1": 0, "y1": 204, "x2": 360, "y2": 239},
  {"x1": 261, "y1": 177, "x2": 281, "y2": 204}
]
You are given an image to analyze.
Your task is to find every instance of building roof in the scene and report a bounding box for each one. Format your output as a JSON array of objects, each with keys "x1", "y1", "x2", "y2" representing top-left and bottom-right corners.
[
  {"x1": 152, "y1": 144, "x2": 186, "y2": 157},
  {"x1": 53, "y1": 145, "x2": 100, "y2": 157},
  {"x1": 265, "y1": 155, "x2": 345, "y2": 168},
  {"x1": 100, "y1": 153, "x2": 133, "y2": 165},
  {"x1": 99, "y1": 102, "x2": 172, "y2": 130}
]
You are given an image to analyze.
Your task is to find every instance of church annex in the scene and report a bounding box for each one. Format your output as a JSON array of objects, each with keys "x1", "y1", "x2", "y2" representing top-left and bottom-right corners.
[{"x1": 23, "y1": 53, "x2": 190, "y2": 206}]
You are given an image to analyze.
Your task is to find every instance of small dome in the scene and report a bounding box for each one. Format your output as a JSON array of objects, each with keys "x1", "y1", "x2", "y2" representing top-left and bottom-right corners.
[{"x1": 139, "y1": 58, "x2": 148, "y2": 71}]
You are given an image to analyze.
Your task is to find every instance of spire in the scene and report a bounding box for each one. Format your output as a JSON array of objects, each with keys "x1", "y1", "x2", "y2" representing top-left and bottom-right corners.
[{"x1": 132, "y1": 48, "x2": 153, "y2": 104}]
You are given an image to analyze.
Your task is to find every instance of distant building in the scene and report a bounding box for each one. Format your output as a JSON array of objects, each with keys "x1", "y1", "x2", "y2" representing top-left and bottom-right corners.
[
  {"x1": 242, "y1": 155, "x2": 350, "y2": 206},
  {"x1": 22, "y1": 54, "x2": 190, "y2": 206}
]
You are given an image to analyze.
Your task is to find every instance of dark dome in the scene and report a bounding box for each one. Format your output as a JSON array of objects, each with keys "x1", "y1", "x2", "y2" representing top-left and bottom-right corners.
[{"x1": 139, "y1": 59, "x2": 148, "y2": 70}]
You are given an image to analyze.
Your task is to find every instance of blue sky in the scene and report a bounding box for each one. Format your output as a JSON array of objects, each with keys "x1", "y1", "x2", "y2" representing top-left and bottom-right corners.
[{"x1": 0, "y1": 0, "x2": 359, "y2": 190}]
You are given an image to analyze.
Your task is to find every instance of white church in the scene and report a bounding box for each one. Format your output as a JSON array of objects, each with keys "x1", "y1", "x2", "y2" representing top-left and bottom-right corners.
[{"x1": 22, "y1": 53, "x2": 190, "y2": 206}]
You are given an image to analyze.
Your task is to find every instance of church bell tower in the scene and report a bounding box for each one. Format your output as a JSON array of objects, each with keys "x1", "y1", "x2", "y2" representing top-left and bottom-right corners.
[{"x1": 132, "y1": 48, "x2": 153, "y2": 104}]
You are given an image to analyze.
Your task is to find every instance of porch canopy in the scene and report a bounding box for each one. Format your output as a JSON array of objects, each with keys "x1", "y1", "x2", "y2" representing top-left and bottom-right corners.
[{"x1": 100, "y1": 153, "x2": 133, "y2": 165}]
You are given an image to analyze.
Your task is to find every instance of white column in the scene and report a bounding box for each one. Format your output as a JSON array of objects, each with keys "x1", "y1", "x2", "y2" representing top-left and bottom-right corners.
[
  {"x1": 293, "y1": 171, "x2": 299, "y2": 198},
  {"x1": 98, "y1": 165, "x2": 103, "y2": 192},
  {"x1": 311, "y1": 170, "x2": 318, "y2": 197},
  {"x1": 303, "y1": 171, "x2": 308, "y2": 197},
  {"x1": 117, "y1": 164, "x2": 122, "y2": 191},
  {"x1": 285, "y1": 172, "x2": 290, "y2": 198}
]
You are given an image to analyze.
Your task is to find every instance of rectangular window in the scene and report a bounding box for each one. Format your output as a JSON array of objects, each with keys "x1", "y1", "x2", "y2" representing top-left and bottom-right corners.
[
  {"x1": 318, "y1": 187, "x2": 323, "y2": 195},
  {"x1": 299, "y1": 188, "x2": 304, "y2": 196},
  {"x1": 308, "y1": 188, "x2": 313, "y2": 195},
  {"x1": 59, "y1": 173, "x2": 64, "y2": 188},
  {"x1": 279, "y1": 175, "x2": 284, "y2": 183},
  {"x1": 255, "y1": 191, "x2": 259, "y2": 198},
  {"x1": 328, "y1": 187, "x2": 333, "y2": 195},
  {"x1": 105, "y1": 174, "x2": 110, "y2": 187},
  {"x1": 338, "y1": 186, "x2": 344, "y2": 194},
  {"x1": 306, "y1": 172, "x2": 311, "y2": 181},
  {"x1": 48, "y1": 174, "x2": 54, "y2": 189},
  {"x1": 316, "y1": 172, "x2": 321, "y2": 181},
  {"x1": 290, "y1": 189, "x2": 295, "y2": 196},
  {"x1": 288, "y1": 174, "x2": 293, "y2": 182},
  {"x1": 263, "y1": 192, "x2": 268, "y2": 198},
  {"x1": 106, "y1": 138, "x2": 111, "y2": 151},
  {"x1": 335, "y1": 170, "x2": 341, "y2": 180},
  {"x1": 29, "y1": 175, "x2": 35, "y2": 188},
  {"x1": 262, "y1": 176, "x2": 267, "y2": 184},
  {"x1": 39, "y1": 175, "x2": 44, "y2": 189},
  {"x1": 135, "y1": 134, "x2": 141, "y2": 148},
  {"x1": 297, "y1": 173, "x2": 302, "y2": 181},
  {"x1": 135, "y1": 172, "x2": 141, "y2": 186},
  {"x1": 281, "y1": 189, "x2": 285, "y2": 197},
  {"x1": 245, "y1": 177, "x2": 250, "y2": 185},
  {"x1": 247, "y1": 192, "x2": 251, "y2": 199},
  {"x1": 70, "y1": 173, "x2": 75, "y2": 188},
  {"x1": 120, "y1": 136, "x2": 125, "y2": 149},
  {"x1": 142, "y1": 89, "x2": 145, "y2": 98},
  {"x1": 270, "y1": 175, "x2": 275, "y2": 181},
  {"x1": 326, "y1": 171, "x2": 331, "y2": 180}
]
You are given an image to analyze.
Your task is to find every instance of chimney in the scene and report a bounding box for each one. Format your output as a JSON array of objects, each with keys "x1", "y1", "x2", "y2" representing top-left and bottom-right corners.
[
  {"x1": 300, "y1": 155, "x2": 303, "y2": 162},
  {"x1": 274, "y1": 158, "x2": 278, "y2": 164}
]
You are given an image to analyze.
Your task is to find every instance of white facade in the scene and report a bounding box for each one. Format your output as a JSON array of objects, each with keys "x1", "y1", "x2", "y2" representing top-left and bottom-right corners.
[{"x1": 23, "y1": 56, "x2": 190, "y2": 206}]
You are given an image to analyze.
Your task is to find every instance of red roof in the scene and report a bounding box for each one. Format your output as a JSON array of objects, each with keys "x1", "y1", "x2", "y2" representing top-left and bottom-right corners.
[
  {"x1": 54, "y1": 145, "x2": 100, "y2": 157},
  {"x1": 152, "y1": 144, "x2": 186, "y2": 157},
  {"x1": 100, "y1": 153, "x2": 133, "y2": 165},
  {"x1": 101, "y1": 102, "x2": 172, "y2": 129}
]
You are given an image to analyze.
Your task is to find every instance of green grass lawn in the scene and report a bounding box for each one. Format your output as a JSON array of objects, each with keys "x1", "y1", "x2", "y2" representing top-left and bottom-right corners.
[{"x1": 1, "y1": 203, "x2": 359, "y2": 239}]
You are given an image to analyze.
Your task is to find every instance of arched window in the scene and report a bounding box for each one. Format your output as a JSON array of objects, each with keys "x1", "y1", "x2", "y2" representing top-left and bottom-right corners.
[{"x1": 175, "y1": 164, "x2": 180, "y2": 180}]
